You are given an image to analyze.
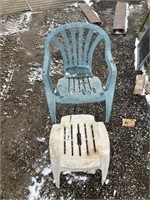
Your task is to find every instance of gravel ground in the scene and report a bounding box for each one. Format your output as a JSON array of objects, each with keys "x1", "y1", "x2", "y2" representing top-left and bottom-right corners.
[{"x1": 1, "y1": 1, "x2": 149, "y2": 199}]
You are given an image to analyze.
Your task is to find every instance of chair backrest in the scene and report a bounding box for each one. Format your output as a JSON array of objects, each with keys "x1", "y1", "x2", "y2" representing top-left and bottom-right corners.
[{"x1": 44, "y1": 22, "x2": 112, "y2": 77}]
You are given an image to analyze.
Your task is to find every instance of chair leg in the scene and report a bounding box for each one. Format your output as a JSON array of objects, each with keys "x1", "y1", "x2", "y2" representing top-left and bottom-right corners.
[
  {"x1": 105, "y1": 94, "x2": 113, "y2": 125},
  {"x1": 51, "y1": 158, "x2": 61, "y2": 188},
  {"x1": 101, "y1": 154, "x2": 110, "y2": 185},
  {"x1": 47, "y1": 98, "x2": 56, "y2": 124}
]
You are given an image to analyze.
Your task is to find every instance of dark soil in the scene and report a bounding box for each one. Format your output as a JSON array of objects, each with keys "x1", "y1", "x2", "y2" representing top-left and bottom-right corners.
[{"x1": 1, "y1": 1, "x2": 149, "y2": 199}]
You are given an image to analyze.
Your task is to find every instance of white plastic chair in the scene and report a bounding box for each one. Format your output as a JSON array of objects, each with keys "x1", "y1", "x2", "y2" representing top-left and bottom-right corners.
[{"x1": 49, "y1": 115, "x2": 110, "y2": 188}]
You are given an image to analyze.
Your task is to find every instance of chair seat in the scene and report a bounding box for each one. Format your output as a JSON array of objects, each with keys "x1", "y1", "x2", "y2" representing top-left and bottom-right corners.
[{"x1": 55, "y1": 76, "x2": 105, "y2": 103}]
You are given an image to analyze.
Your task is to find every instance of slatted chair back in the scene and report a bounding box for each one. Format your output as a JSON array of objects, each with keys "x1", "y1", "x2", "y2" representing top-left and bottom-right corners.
[{"x1": 44, "y1": 23, "x2": 111, "y2": 78}]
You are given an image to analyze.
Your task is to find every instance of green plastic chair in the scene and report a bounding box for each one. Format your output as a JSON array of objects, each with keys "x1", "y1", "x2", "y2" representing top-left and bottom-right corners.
[{"x1": 42, "y1": 22, "x2": 117, "y2": 125}]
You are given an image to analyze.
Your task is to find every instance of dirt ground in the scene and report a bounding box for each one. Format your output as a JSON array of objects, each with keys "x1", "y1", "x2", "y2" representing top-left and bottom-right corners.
[{"x1": 1, "y1": 1, "x2": 149, "y2": 200}]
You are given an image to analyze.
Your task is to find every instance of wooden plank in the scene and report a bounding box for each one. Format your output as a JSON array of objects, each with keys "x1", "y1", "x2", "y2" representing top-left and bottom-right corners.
[
  {"x1": 134, "y1": 75, "x2": 145, "y2": 94},
  {"x1": 24, "y1": 0, "x2": 33, "y2": 11},
  {"x1": 78, "y1": 3, "x2": 103, "y2": 26},
  {"x1": 122, "y1": 119, "x2": 136, "y2": 127},
  {"x1": 0, "y1": 0, "x2": 28, "y2": 15},
  {"x1": 0, "y1": 0, "x2": 77, "y2": 16},
  {"x1": 29, "y1": 0, "x2": 76, "y2": 7}
]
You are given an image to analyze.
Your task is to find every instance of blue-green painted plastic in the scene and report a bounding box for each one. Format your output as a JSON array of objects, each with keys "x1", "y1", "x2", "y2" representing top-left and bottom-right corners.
[{"x1": 42, "y1": 22, "x2": 117, "y2": 125}]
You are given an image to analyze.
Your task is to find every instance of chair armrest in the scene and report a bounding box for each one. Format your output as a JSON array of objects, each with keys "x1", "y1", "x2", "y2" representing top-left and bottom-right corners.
[
  {"x1": 42, "y1": 55, "x2": 54, "y2": 95},
  {"x1": 104, "y1": 51, "x2": 117, "y2": 91}
]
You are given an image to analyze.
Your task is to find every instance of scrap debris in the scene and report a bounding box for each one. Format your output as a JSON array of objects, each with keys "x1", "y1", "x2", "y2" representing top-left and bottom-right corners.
[
  {"x1": 134, "y1": 74, "x2": 145, "y2": 94},
  {"x1": 122, "y1": 119, "x2": 136, "y2": 127},
  {"x1": 78, "y1": 3, "x2": 103, "y2": 26},
  {"x1": 112, "y1": 1, "x2": 128, "y2": 35},
  {"x1": 145, "y1": 83, "x2": 150, "y2": 94}
]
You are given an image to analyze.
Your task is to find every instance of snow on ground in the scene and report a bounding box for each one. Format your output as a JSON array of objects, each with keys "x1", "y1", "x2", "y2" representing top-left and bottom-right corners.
[
  {"x1": 37, "y1": 137, "x2": 46, "y2": 142},
  {"x1": 83, "y1": 0, "x2": 93, "y2": 6},
  {"x1": 28, "y1": 177, "x2": 45, "y2": 200},
  {"x1": 134, "y1": 37, "x2": 140, "y2": 70},
  {"x1": 0, "y1": 65, "x2": 15, "y2": 100},
  {"x1": 128, "y1": 3, "x2": 144, "y2": 15},
  {"x1": 27, "y1": 146, "x2": 88, "y2": 200},
  {"x1": 0, "y1": 12, "x2": 32, "y2": 36},
  {"x1": 145, "y1": 94, "x2": 150, "y2": 104},
  {"x1": 0, "y1": 11, "x2": 32, "y2": 100},
  {"x1": 28, "y1": 149, "x2": 53, "y2": 200},
  {"x1": 27, "y1": 66, "x2": 42, "y2": 85}
]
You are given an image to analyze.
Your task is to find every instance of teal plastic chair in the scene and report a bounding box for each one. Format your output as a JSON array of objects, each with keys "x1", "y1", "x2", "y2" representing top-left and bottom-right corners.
[{"x1": 42, "y1": 22, "x2": 117, "y2": 125}]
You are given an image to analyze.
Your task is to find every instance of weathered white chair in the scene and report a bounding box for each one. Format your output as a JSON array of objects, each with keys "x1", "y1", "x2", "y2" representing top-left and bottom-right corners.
[{"x1": 49, "y1": 115, "x2": 110, "y2": 188}]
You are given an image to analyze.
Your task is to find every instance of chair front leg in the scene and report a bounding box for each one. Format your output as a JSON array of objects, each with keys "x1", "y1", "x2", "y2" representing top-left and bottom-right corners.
[{"x1": 47, "y1": 97, "x2": 56, "y2": 124}]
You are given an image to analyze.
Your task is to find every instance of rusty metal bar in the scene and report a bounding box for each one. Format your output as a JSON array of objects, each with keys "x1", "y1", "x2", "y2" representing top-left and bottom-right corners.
[
  {"x1": 78, "y1": 3, "x2": 103, "y2": 26},
  {"x1": 112, "y1": 1, "x2": 127, "y2": 35}
]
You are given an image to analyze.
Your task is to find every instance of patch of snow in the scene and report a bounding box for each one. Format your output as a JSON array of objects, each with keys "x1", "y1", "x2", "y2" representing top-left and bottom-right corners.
[
  {"x1": 68, "y1": 174, "x2": 87, "y2": 184},
  {"x1": 105, "y1": 179, "x2": 110, "y2": 185},
  {"x1": 28, "y1": 149, "x2": 53, "y2": 199},
  {"x1": 38, "y1": 19, "x2": 60, "y2": 37},
  {"x1": 50, "y1": 59, "x2": 64, "y2": 76},
  {"x1": 73, "y1": 3, "x2": 78, "y2": 7},
  {"x1": 0, "y1": 65, "x2": 15, "y2": 100},
  {"x1": 128, "y1": 3, "x2": 143, "y2": 15},
  {"x1": 26, "y1": 88, "x2": 33, "y2": 92},
  {"x1": 43, "y1": 150, "x2": 49, "y2": 159},
  {"x1": 37, "y1": 137, "x2": 45, "y2": 142},
  {"x1": 134, "y1": 38, "x2": 140, "y2": 70},
  {"x1": 145, "y1": 75, "x2": 149, "y2": 82},
  {"x1": 113, "y1": 190, "x2": 117, "y2": 196},
  {"x1": 22, "y1": 94, "x2": 29, "y2": 98},
  {"x1": 83, "y1": 0, "x2": 93, "y2": 6},
  {"x1": 0, "y1": 12, "x2": 32, "y2": 36},
  {"x1": 145, "y1": 94, "x2": 150, "y2": 105},
  {"x1": 27, "y1": 67, "x2": 42, "y2": 84},
  {"x1": 62, "y1": 171, "x2": 88, "y2": 184},
  {"x1": 41, "y1": 165, "x2": 52, "y2": 176},
  {"x1": 68, "y1": 179, "x2": 73, "y2": 184},
  {"x1": 62, "y1": 171, "x2": 71, "y2": 175},
  {"x1": 74, "y1": 175, "x2": 87, "y2": 181},
  {"x1": 0, "y1": 36, "x2": 6, "y2": 50},
  {"x1": 28, "y1": 177, "x2": 45, "y2": 200}
]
